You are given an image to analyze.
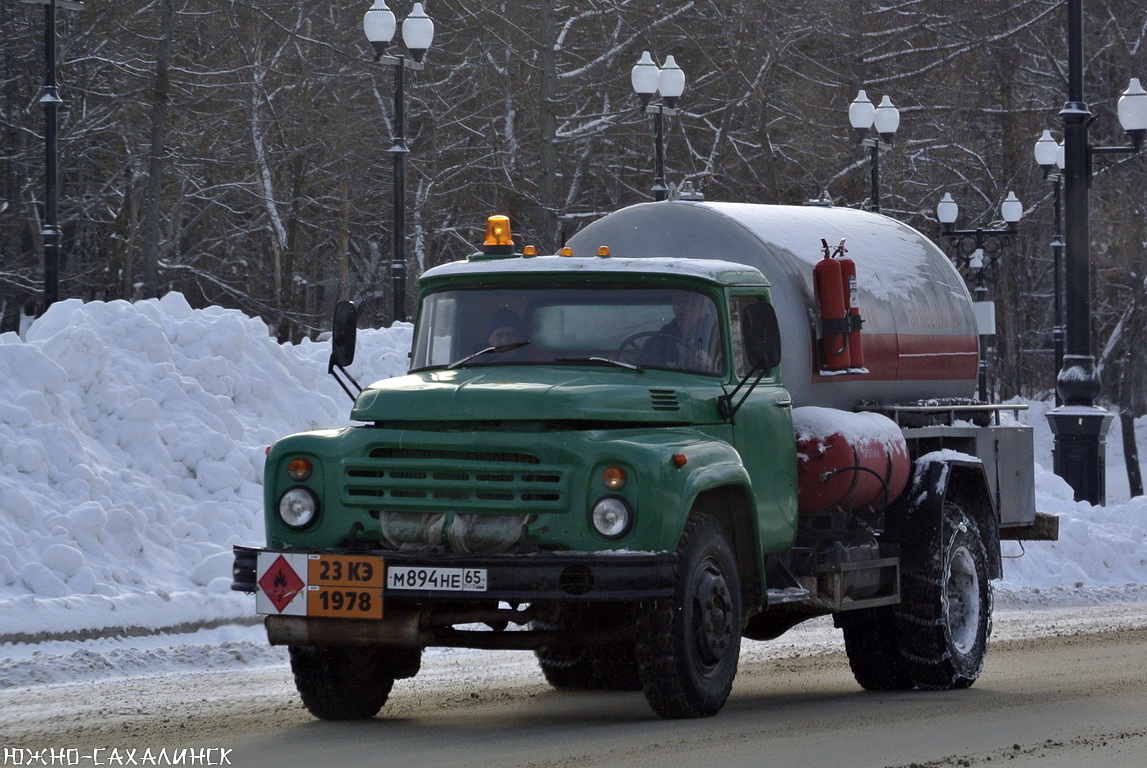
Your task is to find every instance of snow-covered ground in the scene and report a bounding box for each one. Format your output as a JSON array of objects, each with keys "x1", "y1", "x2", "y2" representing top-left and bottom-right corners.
[{"x1": 0, "y1": 295, "x2": 1144, "y2": 687}]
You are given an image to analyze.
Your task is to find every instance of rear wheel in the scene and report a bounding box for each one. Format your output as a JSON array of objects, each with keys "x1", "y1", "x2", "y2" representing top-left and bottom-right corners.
[
  {"x1": 533, "y1": 609, "x2": 641, "y2": 691},
  {"x1": 534, "y1": 640, "x2": 641, "y2": 691},
  {"x1": 289, "y1": 645, "x2": 419, "y2": 720},
  {"x1": 837, "y1": 605, "x2": 914, "y2": 691},
  {"x1": 636, "y1": 515, "x2": 742, "y2": 718},
  {"x1": 896, "y1": 503, "x2": 992, "y2": 689}
]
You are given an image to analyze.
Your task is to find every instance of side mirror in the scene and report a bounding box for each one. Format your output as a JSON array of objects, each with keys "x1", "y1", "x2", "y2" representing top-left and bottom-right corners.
[
  {"x1": 742, "y1": 302, "x2": 781, "y2": 372},
  {"x1": 329, "y1": 300, "x2": 358, "y2": 371}
]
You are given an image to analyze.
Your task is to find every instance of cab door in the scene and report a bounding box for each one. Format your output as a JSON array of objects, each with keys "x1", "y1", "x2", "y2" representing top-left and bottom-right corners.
[{"x1": 726, "y1": 294, "x2": 798, "y2": 556}]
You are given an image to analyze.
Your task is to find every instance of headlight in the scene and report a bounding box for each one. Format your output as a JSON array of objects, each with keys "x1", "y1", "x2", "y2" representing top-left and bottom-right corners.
[
  {"x1": 591, "y1": 496, "x2": 632, "y2": 538},
  {"x1": 278, "y1": 487, "x2": 319, "y2": 529}
]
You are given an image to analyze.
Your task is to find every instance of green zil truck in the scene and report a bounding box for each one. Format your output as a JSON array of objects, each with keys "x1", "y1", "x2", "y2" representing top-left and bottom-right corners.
[{"x1": 233, "y1": 201, "x2": 1056, "y2": 720}]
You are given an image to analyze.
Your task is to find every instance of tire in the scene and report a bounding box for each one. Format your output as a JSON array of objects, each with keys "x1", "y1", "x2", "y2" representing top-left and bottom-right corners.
[
  {"x1": 636, "y1": 515, "x2": 742, "y2": 718},
  {"x1": 837, "y1": 605, "x2": 914, "y2": 691},
  {"x1": 533, "y1": 612, "x2": 642, "y2": 691},
  {"x1": 534, "y1": 641, "x2": 641, "y2": 691},
  {"x1": 895, "y1": 503, "x2": 992, "y2": 690},
  {"x1": 289, "y1": 645, "x2": 413, "y2": 720}
]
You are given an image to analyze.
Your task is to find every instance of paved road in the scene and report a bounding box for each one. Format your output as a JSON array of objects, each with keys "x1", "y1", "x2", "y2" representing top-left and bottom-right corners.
[{"x1": 4, "y1": 606, "x2": 1146, "y2": 768}]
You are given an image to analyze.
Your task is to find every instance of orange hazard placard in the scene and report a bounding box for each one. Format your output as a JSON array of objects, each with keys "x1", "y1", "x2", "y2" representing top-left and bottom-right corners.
[
  {"x1": 305, "y1": 586, "x2": 384, "y2": 619},
  {"x1": 307, "y1": 554, "x2": 385, "y2": 588},
  {"x1": 303, "y1": 554, "x2": 385, "y2": 620}
]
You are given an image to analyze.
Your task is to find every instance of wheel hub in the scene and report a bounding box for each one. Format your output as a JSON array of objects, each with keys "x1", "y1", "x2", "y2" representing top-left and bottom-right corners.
[
  {"x1": 944, "y1": 544, "x2": 981, "y2": 656},
  {"x1": 692, "y1": 562, "x2": 733, "y2": 667}
]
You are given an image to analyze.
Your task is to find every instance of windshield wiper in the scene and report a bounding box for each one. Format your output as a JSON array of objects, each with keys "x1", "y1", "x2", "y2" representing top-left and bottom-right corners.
[
  {"x1": 554, "y1": 356, "x2": 643, "y2": 372},
  {"x1": 446, "y1": 341, "x2": 531, "y2": 370}
]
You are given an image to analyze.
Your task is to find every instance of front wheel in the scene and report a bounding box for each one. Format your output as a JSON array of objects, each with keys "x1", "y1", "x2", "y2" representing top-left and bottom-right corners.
[
  {"x1": 636, "y1": 515, "x2": 742, "y2": 718},
  {"x1": 896, "y1": 503, "x2": 992, "y2": 689},
  {"x1": 289, "y1": 645, "x2": 418, "y2": 720}
]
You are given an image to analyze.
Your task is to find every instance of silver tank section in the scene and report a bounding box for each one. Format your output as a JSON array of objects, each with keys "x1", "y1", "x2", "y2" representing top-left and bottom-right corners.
[{"x1": 566, "y1": 201, "x2": 977, "y2": 410}]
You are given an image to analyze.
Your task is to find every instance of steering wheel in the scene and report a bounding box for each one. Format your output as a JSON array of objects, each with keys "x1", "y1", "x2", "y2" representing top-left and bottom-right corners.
[{"x1": 616, "y1": 331, "x2": 689, "y2": 363}]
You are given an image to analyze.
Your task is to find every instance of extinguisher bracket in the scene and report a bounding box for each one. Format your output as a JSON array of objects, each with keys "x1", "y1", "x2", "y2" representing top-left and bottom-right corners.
[
  {"x1": 820, "y1": 316, "x2": 852, "y2": 336},
  {"x1": 849, "y1": 314, "x2": 865, "y2": 331}
]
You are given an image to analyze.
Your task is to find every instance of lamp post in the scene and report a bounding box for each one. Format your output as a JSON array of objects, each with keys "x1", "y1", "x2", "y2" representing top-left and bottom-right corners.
[
  {"x1": 848, "y1": 91, "x2": 899, "y2": 214},
  {"x1": 363, "y1": 0, "x2": 434, "y2": 323},
  {"x1": 1033, "y1": 130, "x2": 1066, "y2": 407},
  {"x1": 936, "y1": 192, "x2": 1024, "y2": 402},
  {"x1": 23, "y1": 0, "x2": 84, "y2": 314},
  {"x1": 1043, "y1": 0, "x2": 1146, "y2": 505},
  {"x1": 631, "y1": 52, "x2": 685, "y2": 202}
]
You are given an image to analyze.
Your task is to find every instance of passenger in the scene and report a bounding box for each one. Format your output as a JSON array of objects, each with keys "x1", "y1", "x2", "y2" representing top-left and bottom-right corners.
[{"x1": 486, "y1": 307, "x2": 525, "y2": 347}]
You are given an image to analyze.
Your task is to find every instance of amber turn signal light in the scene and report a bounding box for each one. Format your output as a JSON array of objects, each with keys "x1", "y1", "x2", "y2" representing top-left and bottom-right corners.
[{"x1": 288, "y1": 457, "x2": 313, "y2": 481}]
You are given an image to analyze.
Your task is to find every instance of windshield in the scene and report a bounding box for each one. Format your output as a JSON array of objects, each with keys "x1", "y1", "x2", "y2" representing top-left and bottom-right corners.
[{"x1": 411, "y1": 284, "x2": 725, "y2": 376}]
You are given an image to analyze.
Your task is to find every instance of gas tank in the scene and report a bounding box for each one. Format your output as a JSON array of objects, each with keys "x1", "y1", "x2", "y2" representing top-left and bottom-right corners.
[
  {"x1": 793, "y1": 407, "x2": 910, "y2": 514},
  {"x1": 567, "y1": 201, "x2": 977, "y2": 409}
]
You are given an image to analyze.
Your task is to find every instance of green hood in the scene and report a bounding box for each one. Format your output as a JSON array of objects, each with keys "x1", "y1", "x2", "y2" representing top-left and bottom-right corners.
[{"x1": 350, "y1": 367, "x2": 722, "y2": 424}]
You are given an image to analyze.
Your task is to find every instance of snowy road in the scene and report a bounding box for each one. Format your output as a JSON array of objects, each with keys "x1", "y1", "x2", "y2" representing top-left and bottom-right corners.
[{"x1": 3, "y1": 601, "x2": 1146, "y2": 768}]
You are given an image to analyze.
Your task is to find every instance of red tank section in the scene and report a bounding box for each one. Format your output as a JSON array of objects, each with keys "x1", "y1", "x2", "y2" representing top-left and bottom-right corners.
[{"x1": 796, "y1": 427, "x2": 910, "y2": 515}]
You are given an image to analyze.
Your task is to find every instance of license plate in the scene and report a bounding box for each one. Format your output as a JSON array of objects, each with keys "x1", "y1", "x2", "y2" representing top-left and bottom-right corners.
[
  {"x1": 386, "y1": 566, "x2": 487, "y2": 592},
  {"x1": 305, "y1": 554, "x2": 385, "y2": 619}
]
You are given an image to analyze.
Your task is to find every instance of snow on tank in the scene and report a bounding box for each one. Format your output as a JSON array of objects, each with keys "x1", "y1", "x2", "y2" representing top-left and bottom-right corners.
[{"x1": 567, "y1": 201, "x2": 978, "y2": 409}]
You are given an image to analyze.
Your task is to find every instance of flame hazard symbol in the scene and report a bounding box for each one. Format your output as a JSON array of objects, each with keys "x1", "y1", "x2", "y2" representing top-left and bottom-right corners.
[{"x1": 258, "y1": 555, "x2": 305, "y2": 613}]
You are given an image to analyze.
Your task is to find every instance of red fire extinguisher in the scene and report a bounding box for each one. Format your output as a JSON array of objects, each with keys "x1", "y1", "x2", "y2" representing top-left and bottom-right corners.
[
  {"x1": 815, "y1": 239, "x2": 849, "y2": 370},
  {"x1": 834, "y1": 240, "x2": 863, "y2": 368}
]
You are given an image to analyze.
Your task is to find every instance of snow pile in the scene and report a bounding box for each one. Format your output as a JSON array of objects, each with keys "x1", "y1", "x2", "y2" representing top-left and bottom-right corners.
[
  {"x1": 0, "y1": 294, "x2": 1142, "y2": 642},
  {"x1": 0, "y1": 294, "x2": 410, "y2": 638},
  {"x1": 999, "y1": 465, "x2": 1147, "y2": 589}
]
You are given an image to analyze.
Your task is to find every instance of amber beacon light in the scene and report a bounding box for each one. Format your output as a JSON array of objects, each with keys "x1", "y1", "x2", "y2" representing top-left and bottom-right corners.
[{"x1": 483, "y1": 215, "x2": 515, "y2": 255}]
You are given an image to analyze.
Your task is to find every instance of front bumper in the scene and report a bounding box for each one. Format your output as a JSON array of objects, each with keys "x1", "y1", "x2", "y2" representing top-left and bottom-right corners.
[{"x1": 232, "y1": 544, "x2": 676, "y2": 603}]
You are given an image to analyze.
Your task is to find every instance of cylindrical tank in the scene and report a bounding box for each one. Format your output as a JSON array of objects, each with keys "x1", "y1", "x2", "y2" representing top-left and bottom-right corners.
[
  {"x1": 566, "y1": 201, "x2": 978, "y2": 409},
  {"x1": 793, "y1": 407, "x2": 910, "y2": 514}
]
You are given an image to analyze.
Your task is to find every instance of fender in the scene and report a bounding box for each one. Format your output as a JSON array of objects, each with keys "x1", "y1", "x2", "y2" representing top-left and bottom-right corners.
[
  {"x1": 661, "y1": 436, "x2": 767, "y2": 605},
  {"x1": 607, "y1": 429, "x2": 754, "y2": 545},
  {"x1": 887, "y1": 454, "x2": 1001, "y2": 579},
  {"x1": 604, "y1": 428, "x2": 764, "y2": 599}
]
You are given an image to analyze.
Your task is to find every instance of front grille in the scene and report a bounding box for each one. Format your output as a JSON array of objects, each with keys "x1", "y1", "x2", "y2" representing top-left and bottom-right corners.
[
  {"x1": 343, "y1": 446, "x2": 566, "y2": 513},
  {"x1": 368, "y1": 448, "x2": 540, "y2": 464}
]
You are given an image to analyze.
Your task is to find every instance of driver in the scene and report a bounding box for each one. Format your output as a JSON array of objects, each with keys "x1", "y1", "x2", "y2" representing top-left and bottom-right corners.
[{"x1": 643, "y1": 291, "x2": 721, "y2": 372}]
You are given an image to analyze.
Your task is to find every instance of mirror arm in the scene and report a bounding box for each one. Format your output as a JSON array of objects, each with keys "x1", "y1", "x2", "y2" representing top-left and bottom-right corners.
[
  {"x1": 328, "y1": 360, "x2": 363, "y2": 401},
  {"x1": 718, "y1": 363, "x2": 768, "y2": 423}
]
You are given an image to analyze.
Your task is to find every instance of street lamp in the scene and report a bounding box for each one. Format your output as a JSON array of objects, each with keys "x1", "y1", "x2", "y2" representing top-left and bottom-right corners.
[
  {"x1": 22, "y1": 0, "x2": 84, "y2": 314},
  {"x1": 631, "y1": 52, "x2": 686, "y2": 202},
  {"x1": 848, "y1": 90, "x2": 900, "y2": 214},
  {"x1": 936, "y1": 192, "x2": 1024, "y2": 402},
  {"x1": 363, "y1": 0, "x2": 435, "y2": 323},
  {"x1": 1033, "y1": 130, "x2": 1066, "y2": 407},
  {"x1": 1042, "y1": 0, "x2": 1147, "y2": 505}
]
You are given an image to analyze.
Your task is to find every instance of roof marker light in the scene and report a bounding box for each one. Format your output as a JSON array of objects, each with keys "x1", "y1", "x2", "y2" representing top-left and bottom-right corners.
[
  {"x1": 597, "y1": 246, "x2": 611, "y2": 258},
  {"x1": 559, "y1": 246, "x2": 573, "y2": 257}
]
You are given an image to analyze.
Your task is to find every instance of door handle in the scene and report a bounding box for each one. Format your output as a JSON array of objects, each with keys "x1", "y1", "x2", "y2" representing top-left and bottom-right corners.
[{"x1": 775, "y1": 399, "x2": 792, "y2": 408}]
